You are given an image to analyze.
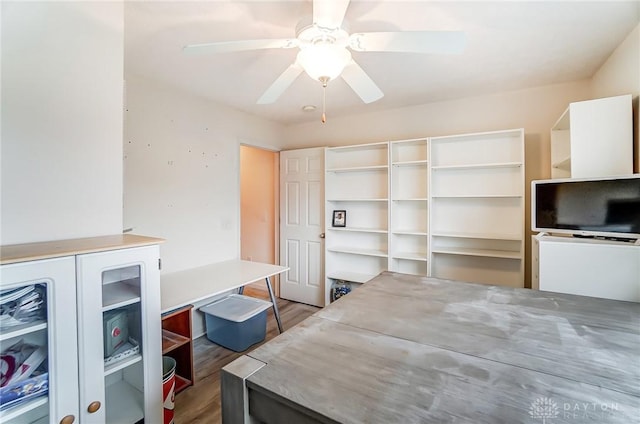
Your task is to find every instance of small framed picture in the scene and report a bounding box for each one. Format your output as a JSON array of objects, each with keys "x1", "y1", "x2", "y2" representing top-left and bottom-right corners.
[{"x1": 332, "y1": 210, "x2": 346, "y2": 227}]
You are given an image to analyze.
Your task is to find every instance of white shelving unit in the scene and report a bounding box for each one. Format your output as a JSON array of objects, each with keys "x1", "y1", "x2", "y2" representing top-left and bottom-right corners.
[
  {"x1": 323, "y1": 131, "x2": 526, "y2": 301},
  {"x1": 429, "y1": 129, "x2": 525, "y2": 288},
  {"x1": 551, "y1": 94, "x2": 632, "y2": 178},
  {"x1": 390, "y1": 138, "x2": 429, "y2": 276},
  {"x1": 325, "y1": 142, "x2": 389, "y2": 304},
  {"x1": 0, "y1": 235, "x2": 163, "y2": 424}
]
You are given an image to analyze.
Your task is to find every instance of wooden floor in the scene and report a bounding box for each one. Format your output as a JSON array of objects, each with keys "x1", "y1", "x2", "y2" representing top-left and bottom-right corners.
[{"x1": 172, "y1": 284, "x2": 320, "y2": 424}]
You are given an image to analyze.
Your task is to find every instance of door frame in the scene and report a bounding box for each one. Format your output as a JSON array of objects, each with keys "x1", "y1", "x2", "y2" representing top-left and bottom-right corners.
[{"x1": 238, "y1": 143, "x2": 281, "y2": 296}]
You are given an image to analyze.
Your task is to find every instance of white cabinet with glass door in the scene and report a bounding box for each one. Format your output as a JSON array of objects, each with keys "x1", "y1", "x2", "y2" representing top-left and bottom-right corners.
[
  {"x1": 0, "y1": 235, "x2": 163, "y2": 424},
  {"x1": 76, "y1": 245, "x2": 162, "y2": 424},
  {"x1": 0, "y1": 257, "x2": 79, "y2": 424}
]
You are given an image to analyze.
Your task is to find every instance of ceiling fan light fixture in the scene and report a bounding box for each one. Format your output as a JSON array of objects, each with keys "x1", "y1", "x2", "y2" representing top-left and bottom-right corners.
[{"x1": 296, "y1": 43, "x2": 351, "y2": 82}]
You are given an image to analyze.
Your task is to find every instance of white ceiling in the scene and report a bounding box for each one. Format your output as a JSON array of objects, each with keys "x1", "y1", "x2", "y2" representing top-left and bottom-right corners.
[{"x1": 124, "y1": 1, "x2": 640, "y2": 125}]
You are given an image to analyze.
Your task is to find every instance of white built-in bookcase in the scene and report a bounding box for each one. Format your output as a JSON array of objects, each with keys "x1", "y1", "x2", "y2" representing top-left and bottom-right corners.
[
  {"x1": 429, "y1": 129, "x2": 525, "y2": 288},
  {"x1": 324, "y1": 129, "x2": 525, "y2": 304},
  {"x1": 389, "y1": 139, "x2": 429, "y2": 276},
  {"x1": 324, "y1": 142, "x2": 389, "y2": 304}
]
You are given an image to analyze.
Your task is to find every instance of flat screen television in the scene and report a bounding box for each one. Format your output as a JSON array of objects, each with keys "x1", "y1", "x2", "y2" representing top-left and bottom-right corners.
[{"x1": 532, "y1": 175, "x2": 640, "y2": 240}]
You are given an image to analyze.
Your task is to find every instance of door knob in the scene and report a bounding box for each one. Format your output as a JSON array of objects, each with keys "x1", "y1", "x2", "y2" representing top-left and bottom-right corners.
[
  {"x1": 319, "y1": 233, "x2": 325, "y2": 239},
  {"x1": 87, "y1": 401, "x2": 101, "y2": 413},
  {"x1": 60, "y1": 415, "x2": 75, "y2": 424}
]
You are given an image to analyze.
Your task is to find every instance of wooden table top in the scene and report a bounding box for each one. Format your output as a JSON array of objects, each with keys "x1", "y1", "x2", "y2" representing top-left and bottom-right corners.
[
  {"x1": 0, "y1": 234, "x2": 164, "y2": 264},
  {"x1": 243, "y1": 272, "x2": 640, "y2": 423}
]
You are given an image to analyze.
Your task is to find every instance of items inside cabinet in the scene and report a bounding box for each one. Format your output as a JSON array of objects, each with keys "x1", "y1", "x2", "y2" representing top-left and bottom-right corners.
[
  {"x1": 102, "y1": 264, "x2": 143, "y2": 373},
  {"x1": 161, "y1": 305, "x2": 194, "y2": 394},
  {"x1": 0, "y1": 282, "x2": 49, "y2": 419}
]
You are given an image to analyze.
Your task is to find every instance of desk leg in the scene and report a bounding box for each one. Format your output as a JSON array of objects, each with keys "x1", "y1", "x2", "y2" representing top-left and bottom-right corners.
[{"x1": 265, "y1": 276, "x2": 283, "y2": 333}]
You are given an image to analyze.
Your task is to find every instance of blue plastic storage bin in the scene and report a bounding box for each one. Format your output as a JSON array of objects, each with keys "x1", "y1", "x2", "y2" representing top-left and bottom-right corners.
[{"x1": 200, "y1": 294, "x2": 272, "y2": 352}]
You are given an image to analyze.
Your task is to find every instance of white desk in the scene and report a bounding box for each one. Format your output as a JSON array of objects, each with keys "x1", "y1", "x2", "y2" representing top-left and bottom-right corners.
[{"x1": 161, "y1": 259, "x2": 289, "y2": 333}]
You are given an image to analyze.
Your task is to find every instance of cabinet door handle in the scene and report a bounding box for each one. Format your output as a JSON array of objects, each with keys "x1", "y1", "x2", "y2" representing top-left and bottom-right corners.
[
  {"x1": 319, "y1": 233, "x2": 325, "y2": 239},
  {"x1": 87, "y1": 401, "x2": 101, "y2": 413},
  {"x1": 60, "y1": 415, "x2": 75, "y2": 424}
]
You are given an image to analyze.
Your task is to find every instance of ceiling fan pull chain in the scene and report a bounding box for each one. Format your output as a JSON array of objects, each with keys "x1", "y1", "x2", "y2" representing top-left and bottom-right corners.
[
  {"x1": 322, "y1": 84, "x2": 327, "y2": 123},
  {"x1": 320, "y1": 76, "x2": 328, "y2": 123}
]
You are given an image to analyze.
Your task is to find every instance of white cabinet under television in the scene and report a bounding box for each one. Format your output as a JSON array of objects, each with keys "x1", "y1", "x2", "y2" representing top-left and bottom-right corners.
[
  {"x1": 428, "y1": 129, "x2": 525, "y2": 288},
  {"x1": 551, "y1": 94, "x2": 632, "y2": 178},
  {"x1": 537, "y1": 234, "x2": 640, "y2": 302},
  {"x1": 0, "y1": 235, "x2": 163, "y2": 424},
  {"x1": 324, "y1": 142, "x2": 389, "y2": 304},
  {"x1": 389, "y1": 138, "x2": 429, "y2": 276}
]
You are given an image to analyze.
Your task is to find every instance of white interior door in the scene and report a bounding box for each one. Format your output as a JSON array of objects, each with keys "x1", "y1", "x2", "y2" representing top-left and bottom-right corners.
[{"x1": 279, "y1": 147, "x2": 325, "y2": 306}]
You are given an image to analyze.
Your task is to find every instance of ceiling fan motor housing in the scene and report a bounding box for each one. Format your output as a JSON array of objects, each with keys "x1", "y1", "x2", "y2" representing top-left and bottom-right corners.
[{"x1": 296, "y1": 16, "x2": 350, "y2": 48}]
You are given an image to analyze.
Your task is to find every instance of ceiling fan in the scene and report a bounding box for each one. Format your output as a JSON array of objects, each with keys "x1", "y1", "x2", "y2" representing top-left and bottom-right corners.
[{"x1": 183, "y1": 0, "x2": 466, "y2": 121}]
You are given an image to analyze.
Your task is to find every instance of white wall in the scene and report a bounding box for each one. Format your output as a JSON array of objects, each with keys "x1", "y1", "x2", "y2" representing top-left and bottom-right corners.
[
  {"x1": 123, "y1": 75, "x2": 285, "y2": 274},
  {"x1": 283, "y1": 80, "x2": 590, "y2": 153},
  {"x1": 591, "y1": 23, "x2": 639, "y2": 99},
  {"x1": 590, "y1": 23, "x2": 640, "y2": 172},
  {"x1": 1, "y1": 2, "x2": 124, "y2": 244}
]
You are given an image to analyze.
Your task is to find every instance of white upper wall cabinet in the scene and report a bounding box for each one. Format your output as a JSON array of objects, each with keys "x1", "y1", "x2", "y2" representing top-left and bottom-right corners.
[{"x1": 551, "y1": 94, "x2": 633, "y2": 178}]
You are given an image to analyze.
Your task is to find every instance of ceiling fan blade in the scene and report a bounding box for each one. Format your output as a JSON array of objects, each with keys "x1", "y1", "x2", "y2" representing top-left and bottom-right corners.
[
  {"x1": 340, "y1": 60, "x2": 384, "y2": 104},
  {"x1": 349, "y1": 31, "x2": 466, "y2": 54},
  {"x1": 313, "y1": 0, "x2": 350, "y2": 29},
  {"x1": 257, "y1": 64, "x2": 304, "y2": 104},
  {"x1": 183, "y1": 38, "x2": 297, "y2": 55}
]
